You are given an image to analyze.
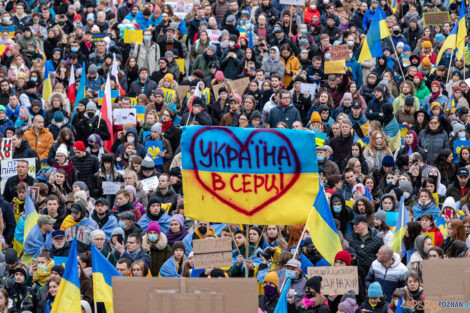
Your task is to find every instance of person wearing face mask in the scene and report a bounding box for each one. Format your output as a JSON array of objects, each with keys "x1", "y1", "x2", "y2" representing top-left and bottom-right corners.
[
  {"x1": 114, "y1": 127, "x2": 147, "y2": 159},
  {"x1": 317, "y1": 146, "x2": 340, "y2": 177},
  {"x1": 76, "y1": 101, "x2": 111, "y2": 147},
  {"x1": 141, "y1": 221, "x2": 172, "y2": 276},
  {"x1": 279, "y1": 259, "x2": 306, "y2": 305},
  {"x1": 399, "y1": 181, "x2": 417, "y2": 209},
  {"x1": 260, "y1": 271, "x2": 280, "y2": 313},
  {"x1": 181, "y1": 221, "x2": 216, "y2": 256},
  {"x1": 330, "y1": 192, "x2": 354, "y2": 235},
  {"x1": 287, "y1": 275, "x2": 328, "y2": 312},
  {"x1": 304, "y1": 0, "x2": 320, "y2": 25}
]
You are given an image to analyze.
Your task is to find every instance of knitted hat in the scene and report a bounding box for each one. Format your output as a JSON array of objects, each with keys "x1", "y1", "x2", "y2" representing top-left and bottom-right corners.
[
  {"x1": 193, "y1": 69, "x2": 205, "y2": 79},
  {"x1": 151, "y1": 122, "x2": 162, "y2": 134},
  {"x1": 338, "y1": 298, "x2": 358, "y2": 313},
  {"x1": 0, "y1": 105, "x2": 5, "y2": 113},
  {"x1": 89, "y1": 229, "x2": 106, "y2": 242},
  {"x1": 215, "y1": 71, "x2": 225, "y2": 81},
  {"x1": 435, "y1": 33, "x2": 446, "y2": 44},
  {"x1": 264, "y1": 271, "x2": 279, "y2": 288},
  {"x1": 413, "y1": 72, "x2": 423, "y2": 80},
  {"x1": 73, "y1": 181, "x2": 87, "y2": 191},
  {"x1": 310, "y1": 111, "x2": 322, "y2": 123},
  {"x1": 51, "y1": 265, "x2": 64, "y2": 276},
  {"x1": 399, "y1": 181, "x2": 414, "y2": 194},
  {"x1": 442, "y1": 196, "x2": 457, "y2": 210},
  {"x1": 141, "y1": 155, "x2": 155, "y2": 170},
  {"x1": 404, "y1": 95, "x2": 415, "y2": 107},
  {"x1": 56, "y1": 144, "x2": 68, "y2": 157},
  {"x1": 403, "y1": 44, "x2": 411, "y2": 52},
  {"x1": 334, "y1": 250, "x2": 351, "y2": 266},
  {"x1": 13, "y1": 267, "x2": 27, "y2": 278},
  {"x1": 173, "y1": 240, "x2": 185, "y2": 252},
  {"x1": 218, "y1": 86, "x2": 228, "y2": 95},
  {"x1": 86, "y1": 101, "x2": 97, "y2": 111},
  {"x1": 368, "y1": 282, "x2": 383, "y2": 298},
  {"x1": 154, "y1": 88, "x2": 164, "y2": 97},
  {"x1": 431, "y1": 102, "x2": 441, "y2": 109},
  {"x1": 88, "y1": 64, "x2": 98, "y2": 74},
  {"x1": 147, "y1": 221, "x2": 161, "y2": 234},
  {"x1": 148, "y1": 197, "x2": 161, "y2": 210},
  {"x1": 54, "y1": 111, "x2": 64, "y2": 122},
  {"x1": 124, "y1": 185, "x2": 136, "y2": 196},
  {"x1": 207, "y1": 44, "x2": 217, "y2": 53},
  {"x1": 382, "y1": 155, "x2": 394, "y2": 167},
  {"x1": 170, "y1": 214, "x2": 184, "y2": 228},
  {"x1": 421, "y1": 56, "x2": 431, "y2": 67},
  {"x1": 4, "y1": 249, "x2": 17, "y2": 265},
  {"x1": 374, "y1": 210, "x2": 387, "y2": 224},
  {"x1": 431, "y1": 80, "x2": 441, "y2": 88},
  {"x1": 305, "y1": 276, "x2": 322, "y2": 293},
  {"x1": 422, "y1": 41, "x2": 432, "y2": 48},
  {"x1": 163, "y1": 73, "x2": 173, "y2": 83},
  {"x1": 453, "y1": 85, "x2": 462, "y2": 93}
]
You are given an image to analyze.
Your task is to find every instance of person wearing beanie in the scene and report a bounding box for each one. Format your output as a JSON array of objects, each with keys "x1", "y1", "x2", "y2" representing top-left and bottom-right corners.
[
  {"x1": 334, "y1": 250, "x2": 352, "y2": 266},
  {"x1": 165, "y1": 213, "x2": 189, "y2": 246},
  {"x1": 9, "y1": 265, "x2": 34, "y2": 312},
  {"x1": 260, "y1": 271, "x2": 280, "y2": 313},
  {"x1": 141, "y1": 221, "x2": 172, "y2": 276},
  {"x1": 338, "y1": 297, "x2": 358, "y2": 313},
  {"x1": 372, "y1": 210, "x2": 393, "y2": 246},
  {"x1": 159, "y1": 240, "x2": 186, "y2": 277},
  {"x1": 192, "y1": 35, "x2": 221, "y2": 78},
  {"x1": 421, "y1": 80, "x2": 446, "y2": 115},
  {"x1": 0, "y1": 104, "x2": 13, "y2": 137},
  {"x1": 137, "y1": 197, "x2": 171, "y2": 234},
  {"x1": 287, "y1": 276, "x2": 328, "y2": 312},
  {"x1": 359, "y1": 281, "x2": 389, "y2": 313}
]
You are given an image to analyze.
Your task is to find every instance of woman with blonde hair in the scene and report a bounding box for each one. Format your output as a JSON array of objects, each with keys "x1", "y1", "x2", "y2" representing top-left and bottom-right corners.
[
  {"x1": 7, "y1": 54, "x2": 29, "y2": 83},
  {"x1": 364, "y1": 130, "x2": 393, "y2": 171},
  {"x1": 122, "y1": 170, "x2": 148, "y2": 208},
  {"x1": 131, "y1": 260, "x2": 151, "y2": 277}
]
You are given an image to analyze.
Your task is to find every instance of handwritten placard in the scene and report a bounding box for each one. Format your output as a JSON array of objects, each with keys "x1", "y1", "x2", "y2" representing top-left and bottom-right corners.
[
  {"x1": 300, "y1": 83, "x2": 319, "y2": 100},
  {"x1": 1, "y1": 158, "x2": 36, "y2": 193},
  {"x1": 279, "y1": 0, "x2": 305, "y2": 5},
  {"x1": 423, "y1": 11, "x2": 449, "y2": 26},
  {"x1": 102, "y1": 182, "x2": 122, "y2": 195},
  {"x1": 206, "y1": 29, "x2": 222, "y2": 43},
  {"x1": 0, "y1": 138, "x2": 12, "y2": 160},
  {"x1": 113, "y1": 108, "x2": 137, "y2": 125},
  {"x1": 192, "y1": 237, "x2": 233, "y2": 269},
  {"x1": 307, "y1": 266, "x2": 359, "y2": 294},
  {"x1": 330, "y1": 45, "x2": 349, "y2": 60},
  {"x1": 141, "y1": 176, "x2": 159, "y2": 192}
]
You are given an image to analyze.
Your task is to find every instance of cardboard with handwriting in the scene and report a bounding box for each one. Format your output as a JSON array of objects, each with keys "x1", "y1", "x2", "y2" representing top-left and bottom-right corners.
[
  {"x1": 307, "y1": 266, "x2": 358, "y2": 294},
  {"x1": 192, "y1": 237, "x2": 233, "y2": 269}
]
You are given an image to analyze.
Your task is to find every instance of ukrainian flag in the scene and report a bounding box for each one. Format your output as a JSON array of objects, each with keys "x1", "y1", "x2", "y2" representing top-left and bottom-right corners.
[
  {"x1": 313, "y1": 129, "x2": 327, "y2": 146},
  {"x1": 19, "y1": 193, "x2": 38, "y2": 262},
  {"x1": 51, "y1": 239, "x2": 81, "y2": 313},
  {"x1": 273, "y1": 279, "x2": 292, "y2": 313},
  {"x1": 358, "y1": 8, "x2": 391, "y2": 63},
  {"x1": 306, "y1": 184, "x2": 342, "y2": 265},
  {"x1": 431, "y1": 22, "x2": 458, "y2": 74},
  {"x1": 391, "y1": 0, "x2": 399, "y2": 14},
  {"x1": 456, "y1": 0, "x2": 467, "y2": 60},
  {"x1": 447, "y1": 93, "x2": 457, "y2": 112},
  {"x1": 353, "y1": 132, "x2": 367, "y2": 148},
  {"x1": 42, "y1": 65, "x2": 52, "y2": 102},
  {"x1": 72, "y1": 62, "x2": 87, "y2": 119},
  {"x1": 91, "y1": 243, "x2": 122, "y2": 313},
  {"x1": 391, "y1": 197, "x2": 410, "y2": 253}
]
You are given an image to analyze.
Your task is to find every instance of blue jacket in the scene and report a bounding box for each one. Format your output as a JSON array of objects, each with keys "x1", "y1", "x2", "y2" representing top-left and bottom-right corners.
[
  {"x1": 0, "y1": 118, "x2": 13, "y2": 137},
  {"x1": 137, "y1": 211, "x2": 171, "y2": 233},
  {"x1": 5, "y1": 104, "x2": 21, "y2": 121},
  {"x1": 85, "y1": 75, "x2": 105, "y2": 92},
  {"x1": 346, "y1": 57, "x2": 363, "y2": 89},
  {"x1": 121, "y1": 248, "x2": 152, "y2": 268},
  {"x1": 412, "y1": 201, "x2": 440, "y2": 221},
  {"x1": 24, "y1": 225, "x2": 52, "y2": 258},
  {"x1": 362, "y1": 9, "x2": 376, "y2": 31},
  {"x1": 115, "y1": 128, "x2": 147, "y2": 158},
  {"x1": 159, "y1": 256, "x2": 181, "y2": 277},
  {"x1": 125, "y1": 12, "x2": 157, "y2": 30}
]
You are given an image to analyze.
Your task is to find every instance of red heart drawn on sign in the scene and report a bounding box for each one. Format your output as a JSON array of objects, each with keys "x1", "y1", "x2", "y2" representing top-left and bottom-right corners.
[{"x1": 190, "y1": 127, "x2": 301, "y2": 216}]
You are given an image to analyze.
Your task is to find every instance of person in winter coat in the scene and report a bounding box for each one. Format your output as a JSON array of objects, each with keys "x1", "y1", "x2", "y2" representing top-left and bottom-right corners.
[
  {"x1": 193, "y1": 45, "x2": 220, "y2": 78},
  {"x1": 345, "y1": 215, "x2": 384, "y2": 282},
  {"x1": 260, "y1": 271, "x2": 280, "y2": 313},
  {"x1": 417, "y1": 116, "x2": 449, "y2": 164},
  {"x1": 360, "y1": 72, "x2": 379, "y2": 104},
  {"x1": 419, "y1": 212, "x2": 443, "y2": 247},
  {"x1": 92, "y1": 153, "x2": 124, "y2": 203},
  {"x1": 373, "y1": 211, "x2": 393, "y2": 246},
  {"x1": 52, "y1": 144, "x2": 77, "y2": 188},
  {"x1": 0, "y1": 105, "x2": 13, "y2": 137},
  {"x1": 412, "y1": 189, "x2": 440, "y2": 221},
  {"x1": 48, "y1": 111, "x2": 74, "y2": 140},
  {"x1": 365, "y1": 246, "x2": 408, "y2": 302},
  {"x1": 421, "y1": 80, "x2": 448, "y2": 114},
  {"x1": 91, "y1": 198, "x2": 119, "y2": 242},
  {"x1": 70, "y1": 141, "x2": 100, "y2": 190},
  {"x1": 287, "y1": 276, "x2": 330, "y2": 313},
  {"x1": 142, "y1": 221, "x2": 172, "y2": 276},
  {"x1": 0, "y1": 195, "x2": 15, "y2": 246},
  {"x1": 261, "y1": 46, "x2": 285, "y2": 79},
  {"x1": 130, "y1": 29, "x2": 161, "y2": 75},
  {"x1": 181, "y1": 97, "x2": 212, "y2": 126},
  {"x1": 128, "y1": 68, "x2": 158, "y2": 98},
  {"x1": 396, "y1": 130, "x2": 426, "y2": 159},
  {"x1": 115, "y1": 128, "x2": 147, "y2": 158},
  {"x1": 7, "y1": 267, "x2": 34, "y2": 312},
  {"x1": 366, "y1": 86, "x2": 391, "y2": 121},
  {"x1": 220, "y1": 35, "x2": 244, "y2": 80},
  {"x1": 330, "y1": 120, "x2": 354, "y2": 165},
  {"x1": 330, "y1": 192, "x2": 354, "y2": 235},
  {"x1": 445, "y1": 167, "x2": 470, "y2": 202},
  {"x1": 23, "y1": 115, "x2": 54, "y2": 161},
  {"x1": 412, "y1": 73, "x2": 430, "y2": 103},
  {"x1": 267, "y1": 90, "x2": 301, "y2": 128},
  {"x1": 407, "y1": 235, "x2": 432, "y2": 279},
  {"x1": 359, "y1": 282, "x2": 389, "y2": 313},
  {"x1": 280, "y1": 44, "x2": 300, "y2": 89},
  {"x1": 75, "y1": 102, "x2": 111, "y2": 147},
  {"x1": 405, "y1": 273, "x2": 425, "y2": 313}
]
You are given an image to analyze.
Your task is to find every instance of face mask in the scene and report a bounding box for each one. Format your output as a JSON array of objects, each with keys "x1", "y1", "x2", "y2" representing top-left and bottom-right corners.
[
  {"x1": 317, "y1": 155, "x2": 324, "y2": 162},
  {"x1": 264, "y1": 285, "x2": 278, "y2": 300},
  {"x1": 347, "y1": 40, "x2": 354, "y2": 46},
  {"x1": 352, "y1": 153, "x2": 359, "y2": 157},
  {"x1": 333, "y1": 205, "x2": 342, "y2": 213},
  {"x1": 143, "y1": 35, "x2": 151, "y2": 42},
  {"x1": 31, "y1": 76, "x2": 37, "y2": 82},
  {"x1": 285, "y1": 269, "x2": 296, "y2": 279},
  {"x1": 403, "y1": 191, "x2": 411, "y2": 199},
  {"x1": 56, "y1": 122, "x2": 64, "y2": 128},
  {"x1": 38, "y1": 264, "x2": 46, "y2": 270},
  {"x1": 220, "y1": 40, "x2": 229, "y2": 48},
  {"x1": 386, "y1": 179, "x2": 394, "y2": 185},
  {"x1": 148, "y1": 234, "x2": 159, "y2": 242},
  {"x1": 376, "y1": 144, "x2": 383, "y2": 150},
  {"x1": 119, "y1": 220, "x2": 126, "y2": 228},
  {"x1": 300, "y1": 29, "x2": 307, "y2": 34},
  {"x1": 198, "y1": 225, "x2": 207, "y2": 235},
  {"x1": 127, "y1": 136, "x2": 135, "y2": 143},
  {"x1": 229, "y1": 41, "x2": 235, "y2": 48},
  {"x1": 305, "y1": 292, "x2": 316, "y2": 299},
  {"x1": 393, "y1": 30, "x2": 400, "y2": 35},
  {"x1": 59, "y1": 21, "x2": 65, "y2": 26},
  {"x1": 3, "y1": 17, "x2": 9, "y2": 23},
  {"x1": 87, "y1": 112, "x2": 94, "y2": 118},
  {"x1": 310, "y1": 5, "x2": 316, "y2": 9},
  {"x1": 71, "y1": 47, "x2": 79, "y2": 52},
  {"x1": 274, "y1": 27, "x2": 281, "y2": 32}
]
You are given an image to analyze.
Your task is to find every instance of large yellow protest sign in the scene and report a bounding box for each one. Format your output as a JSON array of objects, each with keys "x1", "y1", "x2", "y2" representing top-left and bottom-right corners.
[
  {"x1": 324, "y1": 59, "x2": 346, "y2": 74},
  {"x1": 124, "y1": 30, "x2": 143, "y2": 44}
]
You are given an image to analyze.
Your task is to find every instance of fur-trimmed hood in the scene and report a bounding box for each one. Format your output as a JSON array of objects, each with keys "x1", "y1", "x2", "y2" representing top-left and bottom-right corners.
[{"x1": 142, "y1": 232, "x2": 168, "y2": 251}]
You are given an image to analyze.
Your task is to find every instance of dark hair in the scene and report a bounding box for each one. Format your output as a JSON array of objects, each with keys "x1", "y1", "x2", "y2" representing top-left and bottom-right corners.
[
  {"x1": 128, "y1": 233, "x2": 142, "y2": 245},
  {"x1": 327, "y1": 174, "x2": 341, "y2": 189},
  {"x1": 117, "y1": 258, "x2": 132, "y2": 268},
  {"x1": 78, "y1": 251, "x2": 92, "y2": 267},
  {"x1": 404, "y1": 221, "x2": 422, "y2": 250},
  {"x1": 428, "y1": 246, "x2": 444, "y2": 258},
  {"x1": 406, "y1": 272, "x2": 421, "y2": 284},
  {"x1": 446, "y1": 240, "x2": 467, "y2": 258},
  {"x1": 57, "y1": 127, "x2": 74, "y2": 144}
]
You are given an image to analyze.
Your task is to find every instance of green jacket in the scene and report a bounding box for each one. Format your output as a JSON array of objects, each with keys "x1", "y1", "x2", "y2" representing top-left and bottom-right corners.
[{"x1": 414, "y1": 83, "x2": 431, "y2": 102}]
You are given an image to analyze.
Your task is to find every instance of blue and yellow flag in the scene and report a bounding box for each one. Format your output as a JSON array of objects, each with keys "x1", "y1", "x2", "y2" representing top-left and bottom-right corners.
[
  {"x1": 391, "y1": 0, "x2": 399, "y2": 14},
  {"x1": 20, "y1": 192, "x2": 39, "y2": 262},
  {"x1": 456, "y1": 0, "x2": 467, "y2": 60},
  {"x1": 273, "y1": 278, "x2": 292, "y2": 313},
  {"x1": 353, "y1": 132, "x2": 367, "y2": 148},
  {"x1": 358, "y1": 8, "x2": 391, "y2": 63},
  {"x1": 391, "y1": 197, "x2": 410, "y2": 253},
  {"x1": 447, "y1": 93, "x2": 457, "y2": 112},
  {"x1": 51, "y1": 239, "x2": 81, "y2": 313},
  {"x1": 431, "y1": 22, "x2": 458, "y2": 74},
  {"x1": 181, "y1": 126, "x2": 319, "y2": 225},
  {"x1": 72, "y1": 62, "x2": 87, "y2": 119},
  {"x1": 306, "y1": 185, "x2": 342, "y2": 265},
  {"x1": 91, "y1": 244, "x2": 121, "y2": 313},
  {"x1": 42, "y1": 66, "x2": 52, "y2": 102}
]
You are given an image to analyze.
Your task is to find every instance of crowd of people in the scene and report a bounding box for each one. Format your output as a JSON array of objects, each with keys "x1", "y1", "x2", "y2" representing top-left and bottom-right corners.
[{"x1": 0, "y1": 0, "x2": 466, "y2": 311}]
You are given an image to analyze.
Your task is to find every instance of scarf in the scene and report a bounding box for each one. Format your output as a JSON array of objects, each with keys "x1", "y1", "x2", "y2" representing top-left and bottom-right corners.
[
  {"x1": 116, "y1": 201, "x2": 133, "y2": 213},
  {"x1": 429, "y1": 91, "x2": 440, "y2": 103},
  {"x1": 161, "y1": 120, "x2": 172, "y2": 133},
  {"x1": 60, "y1": 215, "x2": 79, "y2": 230},
  {"x1": 166, "y1": 227, "x2": 189, "y2": 245},
  {"x1": 12, "y1": 197, "x2": 25, "y2": 222},
  {"x1": 53, "y1": 160, "x2": 74, "y2": 178}
]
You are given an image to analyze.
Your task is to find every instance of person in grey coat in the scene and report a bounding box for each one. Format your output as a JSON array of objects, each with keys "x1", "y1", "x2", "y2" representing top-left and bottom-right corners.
[
  {"x1": 261, "y1": 46, "x2": 285, "y2": 79},
  {"x1": 130, "y1": 29, "x2": 161, "y2": 75},
  {"x1": 417, "y1": 116, "x2": 450, "y2": 164}
]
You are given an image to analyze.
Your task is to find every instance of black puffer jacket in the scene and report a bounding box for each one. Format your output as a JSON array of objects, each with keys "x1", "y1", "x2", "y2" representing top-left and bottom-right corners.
[{"x1": 70, "y1": 152, "x2": 100, "y2": 188}]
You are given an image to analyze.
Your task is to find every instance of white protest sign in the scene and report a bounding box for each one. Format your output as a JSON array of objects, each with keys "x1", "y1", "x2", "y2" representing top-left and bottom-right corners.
[
  {"x1": 279, "y1": 0, "x2": 305, "y2": 5},
  {"x1": 0, "y1": 138, "x2": 12, "y2": 160},
  {"x1": 102, "y1": 182, "x2": 122, "y2": 195},
  {"x1": 141, "y1": 176, "x2": 159, "y2": 192},
  {"x1": 1, "y1": 158, "x2": 36, "y2": 193},
  {"x1": 113, "y1": 108, "x2": 137, "y2": 125},
  {"x1": 206, "y1": 29, "x2": 222, "y2": 43},
  {"x1": 300, "y1": 83, "x2": 319, "y2": 100}
]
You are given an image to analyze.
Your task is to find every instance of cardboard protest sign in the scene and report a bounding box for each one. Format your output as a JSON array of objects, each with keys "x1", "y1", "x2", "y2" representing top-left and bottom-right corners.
[
  {"x1": 161, "y1": 87, "x2": 176, "y2": 105},
  {"x1": 113, "y1": 108, "x2": 137, "y2": 125},
  {"x1": 423, "y1": 11, "x2": 449, "y2": 26},
  {"x1": 453, "y1": 140, "x2": 470, "y2": 163},
  {"x1": 300, "y1": 83, "x2": 319, "y2": 100},
  {"x1": 145, "y1": 141, "x2": 163, "y2": 165},
  {"x1": 176, "y1": 59, "x2": 185, "y2": 72},
  {"x1": 307, "y1": 266, "x2": 359, "y2": 294},
  {"x1": 124, "y1": 29, "x2": 143, "y2": 44},
  {"x1": 1, "y1": 158, "x2": 36, "y2": 193},
  {"x1": 141, "y1": 176, "x2": 159, "y2": 193},
  {"x1": 181, "y1": 127, "x2": 319, "y2": 225},
  {"x1": 330, "y1": 45, "x2": 349, "y2": 60},
  {"x1": 102, "y1": 182, "x2": 122, "y2": 195},
  {"x1": 113, "y1": 278, "x2": 258, "y2": 313},
  {"x1": 324, "y1": 59, "x2": 346, "y2": 74},
  {"x1": 279, "y1": 0, "x2": 304, "y2": 5},
  {"x1": 232, "y1": 77, "x2": 250, "y2": 96},
  {"x1": 176, "y1": 85, "x2": 190, "y2": 106},
  {"x1": 0, "y1": 138, "x2": 12, "y2": 160},
  {"x1": 192, "y1": 237, "x2": 233, "y2": 269},
  {"x1": 212, "y1": 83, "x2": 225, "y2": 97},
  {"x1": 206, "y1": 29, "x2": 222, "y2": 43},
  {"x1": 422, "y1": 258, "x2": 470, "y2": 313}
]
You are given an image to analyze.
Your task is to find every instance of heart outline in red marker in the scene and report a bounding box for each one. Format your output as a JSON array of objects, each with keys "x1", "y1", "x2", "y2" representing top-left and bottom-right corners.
[{"x1": 190, "y1": 127, "x2": 301, "y2": 216}]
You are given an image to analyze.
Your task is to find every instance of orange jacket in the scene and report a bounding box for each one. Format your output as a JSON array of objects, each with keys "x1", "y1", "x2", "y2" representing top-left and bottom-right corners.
[{"x1": 23, "y1": 127, "x2": 54, "y2": 160}]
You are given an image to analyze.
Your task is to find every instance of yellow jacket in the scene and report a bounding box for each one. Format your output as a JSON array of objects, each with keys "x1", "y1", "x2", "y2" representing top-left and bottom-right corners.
[
  {"x1": 23, "y1": 127, "x2": 54, "y2": 160},
  {"x1": 280, "y1": 54, "x2": 300, "y2": 88},
  {"x1": 33, "y1": 260, "x2": 55, "y2": 286}
]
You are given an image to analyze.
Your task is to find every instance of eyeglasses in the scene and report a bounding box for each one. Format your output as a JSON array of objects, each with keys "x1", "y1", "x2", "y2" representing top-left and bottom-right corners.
[{"x1": 429, "y1": 121, "x2": 439, "y2": 124}]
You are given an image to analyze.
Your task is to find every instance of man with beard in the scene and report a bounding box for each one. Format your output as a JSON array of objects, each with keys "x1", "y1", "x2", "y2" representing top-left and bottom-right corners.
[
  {"x1": 49, "y1": 230, "x2": 71, "y2": 258},
  {"x1": 154, "y1": 12, "x2": 171, "y2": 42},
  {"x1": 395, "y1": 96, "x2": 417, "y2": 125},
  {"x1": 0, "y1": 79, "x2": 11, "y2": 106},
  {"x1": 92, "y1": 198, "x2": 118, "y2": 241},
  {"x1": 130, "y1": 68, "x2": 158, "y2": 97},
  {"x1": 150, "y1": 58, "x2": 171, "y2": 83},
  {"x1": 157, "y1": 26, "x2": 184, "y2": 58}
]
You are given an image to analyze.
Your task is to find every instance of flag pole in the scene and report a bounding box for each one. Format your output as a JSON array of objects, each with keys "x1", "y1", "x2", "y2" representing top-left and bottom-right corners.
[
  {"x1": 245, "y1": 226, "x2": 249, "y2": 278},
  {"x1": 447, "y1": 51, "x2": 455, "y2": 84},
  {"x1": 388, "y1": 37, "x2": 406, "y2": 80}
]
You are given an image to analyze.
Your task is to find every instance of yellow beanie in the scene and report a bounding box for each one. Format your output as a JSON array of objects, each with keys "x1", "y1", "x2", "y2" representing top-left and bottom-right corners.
[
  {"x1": 264, "y1": 271, "x2": 279, "y2": 288},
  {"x1": 431, "y1": 102, "x2": 441, "y2": 109},
  {"x1": 422, "y1": 41, "x2": 432, "y2": 48},
  {"x1": 422, "y1": 56, "x2": 431, "y2": 67},
  {"x1": 163, "y1": 73, "x2": 174, "y2": 83},
  {"x1": 310, "y1": 111, "x2": 322, "y2": 123}
]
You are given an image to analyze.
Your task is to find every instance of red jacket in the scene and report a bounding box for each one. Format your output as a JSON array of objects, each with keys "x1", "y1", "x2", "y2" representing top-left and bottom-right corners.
[{"x1": 422, "y1": 227, "x2": 444, "y2": 247}]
